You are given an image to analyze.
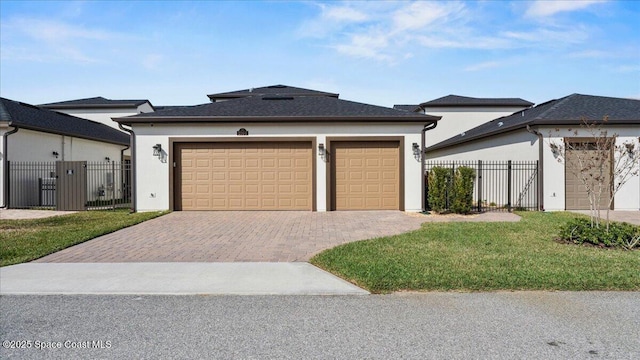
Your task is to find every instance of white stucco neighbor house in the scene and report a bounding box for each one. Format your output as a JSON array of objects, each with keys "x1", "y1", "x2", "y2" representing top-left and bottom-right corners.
[
  {"x1": 425, "y1": 94, "x2": 640, "y2": 211},
  {"x1": 40, "y1": 97, "x2": 154, "y2": 159},
  {"x1": 40, "y1": 97, "x2": 155, "y2": 130},
  {"x1": 395, "y1": 95, "x2": 533, "y2": 146},
  {"x1": 114, "y1": 85, "x2": 440, "y2": 212},
  {"x1": 0, "y1": 98, "x2": 130, "y2": 208}
]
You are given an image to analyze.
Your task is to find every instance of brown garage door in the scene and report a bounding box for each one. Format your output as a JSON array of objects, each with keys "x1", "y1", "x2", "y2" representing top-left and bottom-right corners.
[
  {"x1": 176, "y1": 142, "x2": 312, "y2": 210},
  {"x1": 333, "y1": 141, "x2": 400, "y2": 210},
  {"x1": 565, "y1": 143, "x2": 612, "y2": 210}
]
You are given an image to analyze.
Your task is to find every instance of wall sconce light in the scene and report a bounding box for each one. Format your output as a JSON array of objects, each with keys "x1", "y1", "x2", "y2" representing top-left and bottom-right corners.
[
  {"x1": 105, "y1": 157, "x2": 111, "y2": 162},
  {"x1": 412, "y1": 143, "x2": 420, "y2": 156},
  {"x1": 152, "y1": 144, "x2": 162, "y2": 158},
  {"x1": 412, "y1": 143, "x2": 422, "y2": 162},
  {"x1": 318, "y1": 143, "x2": 325, "y2": 156},
  {"x1": 52, "y1": 151, "x2": 59, "y2": 159}
]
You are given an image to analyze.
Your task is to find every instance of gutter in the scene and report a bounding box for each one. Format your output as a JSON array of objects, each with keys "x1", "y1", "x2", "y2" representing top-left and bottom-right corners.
[
  {"x1": 526, "y1": 125, "x2": 544, "y2": 211},
  {"x1": 2, "y1": 125, "x2": 19, "y2": 208},
  {"x1": 118, "y1": 123, "x2": 136, "y2": 212},
  {"x1": 421, "y1": 121, "x2": 438, "y2": 212}
]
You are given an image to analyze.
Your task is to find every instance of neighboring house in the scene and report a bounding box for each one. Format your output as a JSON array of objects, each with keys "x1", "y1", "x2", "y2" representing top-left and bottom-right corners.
[
  {"x1": 425, "y1": 94, "x2": 640, "y2": 211},
  {"x1": 395, "y1": 95, "x2": 533, "y2": 146},
  {"x1": 40, "y1": 97, "x2": 154, "y2": 159},
  {"x1": 40, "y1": 96, "x2": 155, "y2": 130},
  {"x1": 114, "y1": 85, "x2": 440, "y2": 212},
  {"x1": 0, "y1": 98, "x2": 130, "y2": 208}
]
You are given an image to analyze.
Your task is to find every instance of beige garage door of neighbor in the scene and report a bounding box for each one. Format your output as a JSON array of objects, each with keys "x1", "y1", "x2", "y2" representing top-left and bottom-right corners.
[
  {"x1": 565, "y1": 143, "x2": 612, "y2": 210},
  {"x1": 176, "y1": 142, "x2": 312, "y2": 210},
  {"x1": 333, "y1": 141, "x2": 400, "y2": 210}
]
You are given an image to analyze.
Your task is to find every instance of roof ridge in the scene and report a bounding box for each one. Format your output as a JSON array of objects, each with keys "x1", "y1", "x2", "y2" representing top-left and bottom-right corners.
[{"x1": 531, "y1": 94, "x2": 575, "y2": 120}]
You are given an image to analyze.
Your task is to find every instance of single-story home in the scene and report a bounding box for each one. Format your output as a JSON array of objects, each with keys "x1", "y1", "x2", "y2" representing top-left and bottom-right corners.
[
  {"x1": 0, "y1": 97, "x2": 130, "y2": 208},
  {"x1": 425, "y1": 94, "x2": 640, "y2": 211},
  {"x1": 115, "y1": 85, "x2": 440, "y2": 212},
  {"x1": 395, "y1": 95, "x2": 533, "y2": 146}
]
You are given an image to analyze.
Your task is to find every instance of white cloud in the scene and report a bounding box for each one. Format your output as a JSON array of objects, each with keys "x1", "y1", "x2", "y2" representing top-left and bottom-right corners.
[
  {"x1": 302, "y1": 1, "x2": 468, "y2": 62},
  {"x1": 525, "y1": 0, "x2": 607, "y2": 18},
  {"x1": 323, "y1": 5, "x2": 369, "y2": 22},
  {"x1": 464, "y1": 61, "x2": 502, "y2": 72},
  {"x1": 298, "y1": 1, "x2": 609, "y2": 64},
  {"x1": 392, "y1": 1, "x2": 465, "y2": 31},
  {"x1": 6, "y1": 18, "x2": 114, "y2": 42},
  {"x1": 0, "y1": 17, "x2": 146, "y2": 65},
  {"x1": 334, "y1": 31, "x2": 392, "y2": 61}
]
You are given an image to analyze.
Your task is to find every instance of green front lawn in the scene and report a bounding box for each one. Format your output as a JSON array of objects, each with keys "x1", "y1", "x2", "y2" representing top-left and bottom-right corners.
[
  {"x1": 310, "y1": 212, "x2": 640, "y2": 293},
  {"x1": 0, "y1": 210, "x2": 167, "y2": 266}
]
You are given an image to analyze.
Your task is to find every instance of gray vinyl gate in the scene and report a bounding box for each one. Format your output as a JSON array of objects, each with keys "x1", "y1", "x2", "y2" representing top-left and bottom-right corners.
[
  {"x1": 7, "y1": 161, "x2": 131, "y2": 210},
  {"x1": 55, "y1": 161, "x2": 87, "y2": 211}
]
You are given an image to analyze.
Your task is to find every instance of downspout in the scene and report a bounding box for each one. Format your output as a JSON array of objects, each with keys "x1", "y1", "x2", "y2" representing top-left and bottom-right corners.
[
  {"x1": 118, "y1": 123, "x2": 136, "y2": 212},
  {"x1": 526, "y1": 125, "x2": 544, "y2": 211},
  {"x1": 2, "y1": 125, "x2": 19, "y2": 208},
  {"x1": 421, "y1": 121, "x2": 438, "y2": 212},
  {"x1": 120, "y1": 144, "x2": 130, "y2": 163}
]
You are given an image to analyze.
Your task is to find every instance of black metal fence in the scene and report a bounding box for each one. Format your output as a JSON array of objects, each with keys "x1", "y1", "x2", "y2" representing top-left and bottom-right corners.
[
  {"x1": 7, "y1": 161, "x2": 131, "y2": 210},
  {"x1": 425, "y1": 160, "x2": 539, "y2": 212}
]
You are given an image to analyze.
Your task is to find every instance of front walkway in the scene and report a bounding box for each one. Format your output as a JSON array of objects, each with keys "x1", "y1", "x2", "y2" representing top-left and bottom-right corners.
[
  {"x1": 570, "y1": 210, "x2": 640, "y2": 225},
  {"x1": 34, "y1": 211, "x2": 520, "y2": 263}
]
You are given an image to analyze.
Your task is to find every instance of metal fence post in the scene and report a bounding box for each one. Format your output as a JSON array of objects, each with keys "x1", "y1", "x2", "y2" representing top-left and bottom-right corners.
[
  {"x1": 111, "y1": 160, "x2": 116, "y2": 210},
  {"x1": 477, "y1": 160, "x2": 483, "y2": 212},
  {"x1": 507, "y1": 160, "x2": 512, "y2": 212}
]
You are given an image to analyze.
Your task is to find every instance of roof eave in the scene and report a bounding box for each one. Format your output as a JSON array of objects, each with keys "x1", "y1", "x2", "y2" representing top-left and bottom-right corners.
[
  {"x1": 42, "y1": 103, "x2": 145, "y2": 109},
  {"x1": 115, "y1": 115, "x2": 441, "y2": 125},
  {"x1": 426, "y1": 118, "x2": 636, "y2": 152},
  {"x1": 10, "y1": 123, "x2": 129, "y2": 146}
]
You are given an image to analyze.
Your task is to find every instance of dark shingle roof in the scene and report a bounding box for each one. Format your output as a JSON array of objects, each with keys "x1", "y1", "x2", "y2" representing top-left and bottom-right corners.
[
  {"x1": 1, "y1": 98, "x2": 129, "y2": 145},
  {"x1": 40, "y1": 96, "x2": 151, "y2": 109},
  {"x1": 116, "y1": 95, "x2": 440, "y2": 124},
  {"x1": 207, "y1": 85, "x2": 339, "y2": 101},
  {"x1": 427, "y1": 94, "x2": 640, "y2": 152},
  {"x1": 153, "y1": 106, "x2": 183, "y2": 112},
  {"x1": 393, "y1": 104, "x2": 422, "y2": 112},
  {"x1": 420, "y1": 95, "x2": 533, "y2": 108}
]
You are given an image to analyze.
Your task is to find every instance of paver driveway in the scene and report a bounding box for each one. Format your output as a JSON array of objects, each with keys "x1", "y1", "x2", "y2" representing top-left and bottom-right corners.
[{"x1": 35, "y1": 211, "x2": 428, "y2": 262}]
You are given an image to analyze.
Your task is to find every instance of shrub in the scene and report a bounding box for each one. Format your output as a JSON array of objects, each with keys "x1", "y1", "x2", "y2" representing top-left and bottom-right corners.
[
  {"x1": 427, "y1": 167, "x2": 453, "y2": 213},
  {"x1": 559, "y1": 218, "x2": 640, "y2": 249},
  {"x1": 451, "y1": 166, "x2": 475, "y2": 214}
]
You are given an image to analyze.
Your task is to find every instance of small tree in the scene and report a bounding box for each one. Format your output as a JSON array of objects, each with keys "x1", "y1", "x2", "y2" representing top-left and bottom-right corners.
[
  {"x1": 427, "y1": 167, "x2": 452, "y2": 213},
  {"x1": 548, "y1": 117, "x2": 640, "y2": 230},
  {"x1": 451, "y1": 166, "x2": 475, "y2": 214}
]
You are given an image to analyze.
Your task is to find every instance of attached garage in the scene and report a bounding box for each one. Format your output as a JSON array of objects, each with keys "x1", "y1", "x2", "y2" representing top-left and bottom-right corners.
[
  {"x1": 174, "y1": 140, "x2": 314, "y2": 210},
  {"x1": 116, "y1": 85, "x2": 440, "y2": 212},
  {"x1": 329, "y1": 139, "x2": 403, "y2": 210}
]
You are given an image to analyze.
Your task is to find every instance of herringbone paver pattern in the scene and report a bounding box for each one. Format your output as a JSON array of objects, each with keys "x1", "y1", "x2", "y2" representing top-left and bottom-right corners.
[{"x1": 34, "y1": 211, "x2": 429, "y2": 262}]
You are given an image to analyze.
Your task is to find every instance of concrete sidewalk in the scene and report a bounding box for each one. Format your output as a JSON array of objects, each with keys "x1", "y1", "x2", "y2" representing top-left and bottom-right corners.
[{"x1": 0, "y1": 263, "x2": 369, "y2": 296}]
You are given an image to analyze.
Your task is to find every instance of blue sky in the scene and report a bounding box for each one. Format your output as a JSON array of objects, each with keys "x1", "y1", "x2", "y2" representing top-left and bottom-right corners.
[{"x1": 1, "y1": 1, "x2": 639, "y2": 108}]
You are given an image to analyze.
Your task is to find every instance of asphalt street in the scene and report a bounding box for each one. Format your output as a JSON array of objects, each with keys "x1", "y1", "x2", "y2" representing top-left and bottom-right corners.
[{"x1": 1, "y1": 292, "x2": 638, "y2": 359}]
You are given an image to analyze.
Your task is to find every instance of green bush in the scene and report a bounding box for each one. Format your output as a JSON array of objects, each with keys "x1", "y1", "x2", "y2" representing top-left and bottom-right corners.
[
  {"x1": 427, "y1": 167, "x2": 453, "y2": 213},
  {"x1": 559, "y1": 218, "x2": 640, "y2": 249},
  {"x1": 451, "y1": 167, "x2": 475, "y2": 214}
]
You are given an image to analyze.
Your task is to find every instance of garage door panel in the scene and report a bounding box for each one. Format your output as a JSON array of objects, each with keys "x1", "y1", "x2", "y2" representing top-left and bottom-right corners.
[
  {"x1": 178, "y1": 142, "x2": 312, "y2": 210},
  {"x1": 565, "y1": 145, "x2": 612, "y2": 210},
  {"x1": 334, "y1": 141, "x2": 399, "y2": 210}
]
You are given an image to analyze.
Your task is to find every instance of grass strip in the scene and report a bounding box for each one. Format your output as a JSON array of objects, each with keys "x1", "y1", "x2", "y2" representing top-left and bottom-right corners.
[
  {"x1": 1, "y1": 210, "x2": 167, "y2": 266},
  {"x1": 310, "y1": 212, "x2": 640, "y2": 293}
]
